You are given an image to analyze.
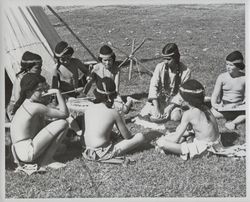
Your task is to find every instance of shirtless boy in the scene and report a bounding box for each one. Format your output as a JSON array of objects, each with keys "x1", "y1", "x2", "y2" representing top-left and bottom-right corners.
[
  {"x1": 156, "y1": 79, "x2": 221, "y2": 160},
  {"x1": 52, "y1": 41, "x2": 90, "y2": 98},
  {"x1": 83, "y1": 77, "x2": 145, "y2": 161},
  {"x1": 7, "y1": 51, "x2": 42, "y2": 120},
  {"x1": 10, "y1": 73, "x2": 69, "y2": 169}
]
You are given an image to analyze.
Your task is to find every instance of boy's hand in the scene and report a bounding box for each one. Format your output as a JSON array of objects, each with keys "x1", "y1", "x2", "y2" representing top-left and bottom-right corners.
[
  {"x1": 42, "y1": 89, "x2": 60, "y2": 96},
  {"x1": 212, "y1": 102, "x2": 223, "y2": 110},
  {"x1": 163, "y1": 104, "x2": 174, "y2": 117},
  {"x1": 152, "y1": 106, "x2": 161, "y2": 119}
]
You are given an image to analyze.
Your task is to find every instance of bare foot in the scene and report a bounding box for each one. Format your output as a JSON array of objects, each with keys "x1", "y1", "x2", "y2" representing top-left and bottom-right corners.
[
  {"x1": 225, "y1": 122, "x2": 236, "y2": 130},
  {"x1": 46, "y1": 161, "x2": 66, "y2": 169}
]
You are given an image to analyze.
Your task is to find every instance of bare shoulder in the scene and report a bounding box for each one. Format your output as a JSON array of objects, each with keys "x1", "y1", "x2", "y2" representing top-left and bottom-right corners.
[
  {"x1": 30, "y1": 102, "x2": 49, "y2": 114},
  {"x1": 182, "y1": 108, "x2": 198, "y2": 120}
]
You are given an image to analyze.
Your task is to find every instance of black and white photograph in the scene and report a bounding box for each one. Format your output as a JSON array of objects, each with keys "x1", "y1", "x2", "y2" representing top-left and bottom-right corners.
[{"x1": 1, "y1": 0, "x2": 249, "y2": 200}]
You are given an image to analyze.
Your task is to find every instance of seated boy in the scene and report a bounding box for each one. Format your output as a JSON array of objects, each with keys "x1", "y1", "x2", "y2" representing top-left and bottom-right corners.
[
  {"x1": 10, "y1": 73, "x2": 69, "y2": 169},
  {"x1": 52, "y1": 41, "x2": 91, "y2": 98},
  {"x1": 84, "y1": 45, "x2": 136, "y2": 114},
  {"x1": 156, "y1": 79, "x2": 221, "y2": 160},
  {"x1": 82, "y1": 77, "x2": 145, "y2": 162},
  {"x1": 140, "y1": 43, "x2": 191, "y2": 122},
  {"x1": 211, "y1": 51, "x2": 245, "y2": 130}
]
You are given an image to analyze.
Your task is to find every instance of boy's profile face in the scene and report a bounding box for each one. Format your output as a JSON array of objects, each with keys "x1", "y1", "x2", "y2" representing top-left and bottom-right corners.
[
  {"x1": 226, "y1": 61, "x2": 238, "y2": 74},
  {"x1": 31, "y1": 82, "x2": 50, "y2": 102},
  {"x1": 163, "y1": 56, "x2": 177, "y2": 69},
  {"x1": 59, "y1": 55, "x2": 71, "y2": 64},
  {"x1": 29, "y1": 62, "x2": 42, "y2": 75},
  {"x1": 102, "y1": 57, "x2": 114, "y2": 69}
]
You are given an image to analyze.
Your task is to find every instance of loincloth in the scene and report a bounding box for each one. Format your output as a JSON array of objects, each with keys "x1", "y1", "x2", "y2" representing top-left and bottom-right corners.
[
  {"x1": 180, "y1": 136, "x2": 222, "y2": 160},
  {"x1": 13, "y1": 139, "x2": 35, "y2": 163},
  {"x1": 82, "y1": 143, "x2": 120, "y2": 162}
]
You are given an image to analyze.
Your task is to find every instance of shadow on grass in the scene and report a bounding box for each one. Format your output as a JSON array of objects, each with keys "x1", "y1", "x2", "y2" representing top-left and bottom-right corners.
[
  {"x1": 220, "y1": 131, "x2": 240, "y2": 147},
  {"x1": 56, "y1": 142, "x2": 83, "y2": 163}
]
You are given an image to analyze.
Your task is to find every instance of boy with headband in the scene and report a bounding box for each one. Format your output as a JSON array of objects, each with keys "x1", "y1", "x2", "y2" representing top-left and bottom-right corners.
[
  {"x1": 155, "y1": 79, "x2": 221, "y2": 160},
  {"x1": 140, "y1": 43, "x2": 191, "y2": 122},
  {"x1": 82, "y1": 77, "x2": 145, "y2": 162}
]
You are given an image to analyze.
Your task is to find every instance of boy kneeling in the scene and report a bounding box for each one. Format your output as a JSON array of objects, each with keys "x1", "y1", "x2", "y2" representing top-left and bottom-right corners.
[{"x1": 82, "y1": 77, "x2": 145, "y2": 162}]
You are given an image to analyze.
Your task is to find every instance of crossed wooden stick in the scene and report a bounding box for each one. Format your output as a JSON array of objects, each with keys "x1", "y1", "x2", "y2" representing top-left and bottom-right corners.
[{"x1": 108, "y1": 38, "x2": 153, "y2": 80}]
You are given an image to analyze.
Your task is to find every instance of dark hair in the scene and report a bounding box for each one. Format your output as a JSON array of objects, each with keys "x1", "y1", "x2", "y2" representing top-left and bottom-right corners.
[
  {"x1": 12, "y1": 73, "x2": 46, "y2": 115},
  {"x1": 226, "y1": 50, "x2": 245, "y2": 70},
  {"x1": 162, "y1": 43, "x2": 180, "y2": 63},
  {"x1": 97, "y1": 53, "x2": 116, "y2": 63},
  {"x1": 180, "y1": 79, "x2": 211, "y2": 121},
  {"x1": 93, "y1": 77, "x2": 117, "y2": 108},
  {"x1": 16, "y1": 51, "x2": 42, "y2": 77}
]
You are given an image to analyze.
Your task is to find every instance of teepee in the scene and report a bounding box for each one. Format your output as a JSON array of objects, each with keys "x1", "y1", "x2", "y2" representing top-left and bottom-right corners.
[{"x1": 4, "y1": 5, "x2": 62, "y2": 85}]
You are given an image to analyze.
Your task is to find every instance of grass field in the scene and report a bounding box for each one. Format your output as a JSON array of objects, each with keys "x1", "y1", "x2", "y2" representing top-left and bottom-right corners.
[{"x1": 5, "y1": 4, "x2": 246, "y2": 198}]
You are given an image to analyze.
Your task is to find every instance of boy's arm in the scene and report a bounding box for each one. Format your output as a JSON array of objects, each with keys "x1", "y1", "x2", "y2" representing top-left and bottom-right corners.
[
  {"x1": 114, "y1": 71, "x2": 120, "y2": 93},
  {"x1": 211, "y1": 75, "x2": 223, "y2": 109},
  {"x1": 13, "y1": 78, "x2": 21, "y2": 101},
  {"x1": 148, "y1": 65, "x2": 161, "y2": 101},
  {"x1": 114, "y1": 110, "x2": 132, "y2": 139},
  {"x1": 77, "y1": 60, "x2": 90, "y2": 76},
  {"x1": 166, "y1": 112, "x2": 190, "y2": 143},
  {"x1": 41, "y1": 89, "x2": 69, "y2": 119}
]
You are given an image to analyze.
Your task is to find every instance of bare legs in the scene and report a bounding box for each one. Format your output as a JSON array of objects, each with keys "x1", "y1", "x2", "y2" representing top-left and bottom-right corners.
[
  {"x1": 32, "y1": 119, "x2": 69, "y2": 168},
  {"x1": 114, "y1": 133, "x2": 145, "y2": 155}
]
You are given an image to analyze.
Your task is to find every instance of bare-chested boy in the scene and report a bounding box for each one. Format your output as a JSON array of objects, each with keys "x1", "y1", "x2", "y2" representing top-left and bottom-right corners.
[
  {"x1": 156, "y1": 79, "x2": 221, "y2": 160},
  {"x1": 52, "y1": 41, "x2": 90, "y2": 98},
  {"x1": 10, "y1": 73, "x2": 69, "y2": 169},
  {"x1": 211, "y1": 50, "x2": 245, "y2": 130},
  {"x1": 7, "y1": 51, "x2": 42, "y2": 120},
  {"x1": 83, "y1": 77, "x2": 145, "y2": 161}
]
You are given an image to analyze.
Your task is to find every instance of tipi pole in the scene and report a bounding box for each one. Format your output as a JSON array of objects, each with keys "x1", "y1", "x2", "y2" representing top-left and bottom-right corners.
[{"x1": 47, "y1": 6, "x2": 98, "y2": 62}]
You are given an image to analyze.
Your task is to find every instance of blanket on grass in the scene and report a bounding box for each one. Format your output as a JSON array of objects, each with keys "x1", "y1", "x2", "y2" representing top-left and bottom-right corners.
[{"x1": 132, "y1": 115, "x2": 167, "y2": 130}]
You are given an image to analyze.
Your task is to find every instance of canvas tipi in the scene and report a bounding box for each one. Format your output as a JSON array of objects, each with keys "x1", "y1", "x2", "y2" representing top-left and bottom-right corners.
[{"x1": 4, "y1": 5, "x2": 62, "y2": 86}]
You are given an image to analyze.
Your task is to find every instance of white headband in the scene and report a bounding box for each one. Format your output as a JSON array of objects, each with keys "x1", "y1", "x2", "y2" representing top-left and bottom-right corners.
[
  {"x1": 21, "y1": 59, "x2": 42, "y2": 64},
  {"x1": 162, "y1": 52, "x2": 175, "y2": 57},
  {"x1": 180, "y1": 87, "x2": 204, "y2": 94},
  {"x1": 226, "y1": 59, "x2": 243, "y2": 64},
  {"x1": 99, "y1": 53, "x2": 113, "y2": 58},
  {"x1": 55, "y1": 45, "x2": 70, "y2": 58},
  {"x1": 96, "y1": 88, "x2": 116, "y2": 95}
]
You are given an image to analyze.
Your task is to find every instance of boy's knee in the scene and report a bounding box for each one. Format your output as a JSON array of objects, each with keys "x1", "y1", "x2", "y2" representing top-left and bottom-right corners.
[
  {"x1": 56, "y1": 119, "x2": 69, "y2": 130},
  {"x1": 170, "y1": 110, "x2": 182, "y2": 121},
  {"x1": 135, "y1": 132, "x2": 146, "y2": 143}
]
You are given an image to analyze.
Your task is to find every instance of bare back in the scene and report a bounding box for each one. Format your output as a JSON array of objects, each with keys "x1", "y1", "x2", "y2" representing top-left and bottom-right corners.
[
  {"x1": 84, "y1": 101, "x2": 133, "y2": 148},
  {"x1": 186, "y1": 107, "x2": 219, "y2": 142},
  {"x1": 84, "y1": 103, "x2": 118, "y2": 148}
]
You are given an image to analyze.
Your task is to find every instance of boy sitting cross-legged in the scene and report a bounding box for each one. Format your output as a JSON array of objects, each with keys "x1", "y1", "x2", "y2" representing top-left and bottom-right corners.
[
  {"x1": 156, "y1": 79, "x2": 222, "y2": 160},
  {"x1": 82, "y1": 77, "x2": 145, "y2": 162}
]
